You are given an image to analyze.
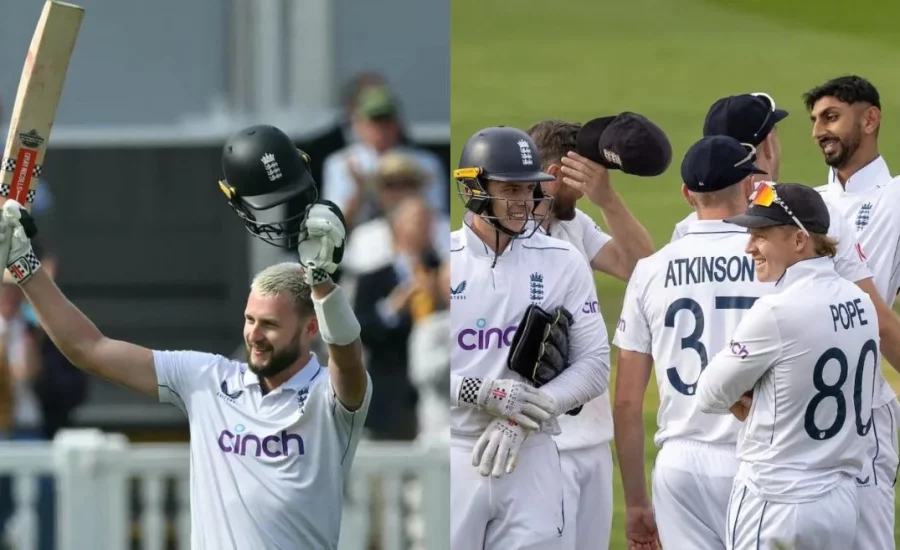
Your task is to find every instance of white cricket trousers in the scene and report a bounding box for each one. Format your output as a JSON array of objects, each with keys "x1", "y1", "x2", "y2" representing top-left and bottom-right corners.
[
  {"x1": 726, "y1": 476, "x2": 858, "y2": 550},
  {"x1": 450, "y1": 432, "x2": 565, "y2": 549},
  {"x1": 853, "y1": 398, "x2": 900, "y2": 550},
  {"x1": 651, "y1": 438, "x2": 738, "y2": 550},
  {"x1": 558, "y1": 442, "x2": 613, "y2": 550}
]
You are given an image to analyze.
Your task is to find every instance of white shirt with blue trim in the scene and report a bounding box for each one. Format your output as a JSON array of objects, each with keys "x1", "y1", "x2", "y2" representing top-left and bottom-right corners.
[
  {"x1": 155, "y1": 351, "x2": 372, "y2": 550},
  {"x1": 614, "y1": 219, "x2": 774, "y2": 448},
  {"x1": 697, "y1": 257, "x2": 874, "y2": 502},
  {"x1": 540, "y1": 208, "x2": 615, "y2": 451},
  {"x1": 449, "y1": 215, "x2": 610, "y2": 437}
]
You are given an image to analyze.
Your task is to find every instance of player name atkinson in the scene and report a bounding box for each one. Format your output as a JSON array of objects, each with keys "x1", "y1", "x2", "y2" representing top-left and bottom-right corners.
[{"x1": 664, "y1": 255, "x2": 755, "y2": 287}]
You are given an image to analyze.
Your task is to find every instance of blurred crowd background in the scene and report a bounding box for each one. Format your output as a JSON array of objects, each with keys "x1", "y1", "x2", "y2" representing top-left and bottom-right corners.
[{"x1": 0, "y1": 0, "x2": 448, "y2": 548}]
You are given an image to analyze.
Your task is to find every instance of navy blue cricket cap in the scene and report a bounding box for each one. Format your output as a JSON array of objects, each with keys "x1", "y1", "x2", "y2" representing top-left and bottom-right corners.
[
  {"x1": 703, "y1": 93, "x2": 789, "y2": 146},
  {"x1": 575, "y1": 112, "x2": 672, "y2": 177},
  {"x1": 681, "y1": 135, "x2": 767, "y2": 192}
]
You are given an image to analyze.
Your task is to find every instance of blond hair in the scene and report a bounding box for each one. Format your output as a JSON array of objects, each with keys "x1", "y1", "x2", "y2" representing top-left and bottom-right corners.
[
  {"x1": 812, "y1": 233, "x2": 839, "y2": 258},
  {"x1": 250, "y1": 262, "x2": 314, "y2": 317}
]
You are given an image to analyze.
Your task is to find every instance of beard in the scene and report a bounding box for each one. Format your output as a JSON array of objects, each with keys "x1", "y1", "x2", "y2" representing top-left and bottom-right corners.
[
  {"x1": 820, "y1": 132, "x2": 861, "y2": 168},
  {"x1": 552, "y1": 197, "x2": 577, "y2": 221},
  {"x1": 246, "y1": 334, "x2": 303, "y2": 379}
]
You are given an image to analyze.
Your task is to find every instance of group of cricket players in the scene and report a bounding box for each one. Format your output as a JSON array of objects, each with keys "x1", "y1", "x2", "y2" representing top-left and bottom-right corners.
[{"x1": 450, "y1": 74, "x2": 900, "y2": 549}]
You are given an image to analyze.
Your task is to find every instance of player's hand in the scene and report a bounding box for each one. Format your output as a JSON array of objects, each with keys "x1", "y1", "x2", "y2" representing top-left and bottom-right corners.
[
  {"x1": 625, "y1": 505, "x2": 660, "y2": 550},
  {"x1": 559, "y1": 151, "x2": 614, "y2": 207},
  {"x1": 0, "y1": 200, "x2": 40, "y2": 285},
  {"x1": 457, "y1": 377, "x2": 556, "y2": 431},
  {"x1": 730, "y1": 390, "x2": 753, "y2": 421},
  {"x1": 297, "y1": 201, "x2": 346, "y2": 286},
  {"x1": 471, "y1": 417, "x2": 529, "y2": 478}
]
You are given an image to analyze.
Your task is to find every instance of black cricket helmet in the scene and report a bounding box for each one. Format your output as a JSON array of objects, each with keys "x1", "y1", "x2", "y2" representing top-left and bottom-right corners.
[
  {"x1": 454, "y1": 126, "x2": 555, "y2": 237},
  {"x1": 218, "y1": 125, "x2": 318, "y2": 248}
]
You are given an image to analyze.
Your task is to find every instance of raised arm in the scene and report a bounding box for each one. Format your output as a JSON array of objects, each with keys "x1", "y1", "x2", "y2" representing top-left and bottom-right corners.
[
  {"x1": 297, "y1": 201, "x2": 368, "y2": 411},
  {"x1": 559, "y1": 152, "x2": 655, "y2": 280},
  {"x1": 0, "y1": 205, "x2": 159, "y2": 397},
  {"x1": 311, "y1": 278, "x2": 367, "y2": 410}
]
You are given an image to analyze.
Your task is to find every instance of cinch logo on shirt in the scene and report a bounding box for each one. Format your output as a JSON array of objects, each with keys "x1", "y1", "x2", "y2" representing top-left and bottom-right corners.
[
  {"x1": 217, "y1": 424, "x2": 305, "y2": 457},
  {"x1": 582, "y1": 300, "x2": 599, "y2": 314},
  {"x1": 457, "y1": 318, "x2": 517, "y2": 350}
]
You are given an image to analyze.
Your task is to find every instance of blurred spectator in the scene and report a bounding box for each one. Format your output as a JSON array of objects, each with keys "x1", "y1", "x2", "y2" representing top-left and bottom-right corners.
[
  {"x1": 321, "y1": 86, "x2": 447, "y2": 229},
  {"x1": 408, "y1": 259, "x2": 450, "y2": 445},
  {"x1": 0, "y1": 268, "x2": 59, "y2": 550},
  {"x1": 342, "y1": 152, "x2": 451, "y2": 275},
  {"x1": 353, "y1": 196, "x2": 443, "y2": 441}
]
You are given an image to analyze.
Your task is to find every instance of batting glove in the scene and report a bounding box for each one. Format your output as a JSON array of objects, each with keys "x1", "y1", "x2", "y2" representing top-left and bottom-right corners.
[
  {"x1": 297, "y1": 201, "x2": 346, "y2": 286},
  {"x1": 457, "y1": 377, "x2": 556, "y2": 431},
  {"x1": 472, "y1": 417, "x2": 530, "y2": 478},
  {"x1": 0, "y1": 200, "x2": 40, "y2": 285}
]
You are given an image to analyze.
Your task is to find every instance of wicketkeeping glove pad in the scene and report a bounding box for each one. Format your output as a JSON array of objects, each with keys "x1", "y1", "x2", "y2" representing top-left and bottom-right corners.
[{"x1": 507, "y1": 304, "x2": 583, "y2": 416}]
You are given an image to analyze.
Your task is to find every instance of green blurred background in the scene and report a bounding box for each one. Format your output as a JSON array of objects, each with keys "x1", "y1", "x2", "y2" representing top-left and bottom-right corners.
[{"x1": 450, "y1": 0, "x2": 900, "y2": 546}]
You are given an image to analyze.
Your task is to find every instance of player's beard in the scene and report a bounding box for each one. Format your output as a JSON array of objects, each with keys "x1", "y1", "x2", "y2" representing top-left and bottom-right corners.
[
  {"x1": 552, "y1": 196, "x2": 577, "y2": 221},
  {"x1": 820, "y1": 131, "x2": 861, "y2": 169},
  {"x1": 246, "y1": 333, "x2": 304, "y2": 379}
]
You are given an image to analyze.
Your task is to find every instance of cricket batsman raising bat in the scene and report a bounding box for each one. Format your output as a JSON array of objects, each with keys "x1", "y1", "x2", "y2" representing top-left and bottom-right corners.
[{"x1": 1, "y1": 1, "x2": 84, "y2": 213}]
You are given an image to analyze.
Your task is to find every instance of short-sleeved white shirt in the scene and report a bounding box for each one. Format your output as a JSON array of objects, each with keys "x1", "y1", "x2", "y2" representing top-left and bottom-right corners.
[
  {"x1": 450, "y1": 216, "x2": 609, "y2": 437},
  {"x1": 697, "y1": 257, "x2": 875, "y2": 502},
  {"x1": 614, "y1": 220, "x2": 774, "y2": 448},
  {"x1": 539, "y1": 208, "x2": 615, "y2": 450},
  {"x1": 155, "y1": 351, "x2": 372, "y2": 550}
]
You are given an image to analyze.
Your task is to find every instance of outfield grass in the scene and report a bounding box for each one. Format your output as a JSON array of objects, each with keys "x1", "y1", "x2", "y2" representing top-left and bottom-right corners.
[{"x1": 450, "y1": 0, "x2": 900, "y2": 546}]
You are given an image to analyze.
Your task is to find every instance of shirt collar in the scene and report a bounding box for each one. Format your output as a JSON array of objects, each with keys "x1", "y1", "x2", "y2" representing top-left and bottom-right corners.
[
  {"x1": 684, "y1": 219, "x2": 748, "y2": 235},
  {"x1": 242, "y1": 352, "x2": 324, "y2": 392},
  {"x1": 827, "y1": 155, "x2": 891, "y2": 193},
  {"x1": 460, "y1": 211, "x2": 522, "y2": 260},
  {"x1": 774, "y1": 256, "x2": 835, "y2": 289}
]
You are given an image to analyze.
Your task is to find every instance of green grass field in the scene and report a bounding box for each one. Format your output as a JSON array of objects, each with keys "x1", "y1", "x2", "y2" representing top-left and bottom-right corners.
[{"x1": 450, "y1": 0, "x2": 900, "y2": 546}]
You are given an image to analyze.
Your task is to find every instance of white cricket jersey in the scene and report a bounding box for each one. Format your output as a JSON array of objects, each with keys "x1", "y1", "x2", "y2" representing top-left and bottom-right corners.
[
  {"x1": 155, "y1": 350, "x2": 372, "y2": 550},
  {"x1": 613, "y1": 220, "x2": 773, "y2": 448},
  {"x1": 816, "y1": 156, "x2": 898, "y2": 408},
  {"x1": 817, "y1": 157, "x2": 898, "y2": 300},
  {"x1": 697, "y1": 257, "x2": 876, "y2": 503},
  {"x1": 540, "y1": 208, "x2": 615, "y2": 450},
  {"x1": 449, "y1": 215, "x2": 610, "y2": 437}
]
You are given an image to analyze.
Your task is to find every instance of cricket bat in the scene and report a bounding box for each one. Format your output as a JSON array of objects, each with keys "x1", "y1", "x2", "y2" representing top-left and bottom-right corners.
[{"x1": 1, "y1": 0, "x2": 84, "y2": 213}]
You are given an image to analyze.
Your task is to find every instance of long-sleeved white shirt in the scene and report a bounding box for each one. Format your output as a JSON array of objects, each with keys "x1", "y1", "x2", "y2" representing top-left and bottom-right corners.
[
  {"x1": 539, "y1": 208, "x2": 615, "y2": 451},
  {"x1": 449, "y1": 214, "x2": 610, "y2": 438},
  {"x1": 697, "y1": 257, "x2": 876, "y2": 502}
]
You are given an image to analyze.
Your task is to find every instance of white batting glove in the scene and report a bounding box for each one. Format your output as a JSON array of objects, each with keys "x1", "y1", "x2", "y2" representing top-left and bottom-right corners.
[
  {"x1": 457, "y1": 377, "x2": 556, "y2": 431},
  {"x1": 0, "y1": 200, "x2": 40, "y2": 285},
  {"x1": 297, "y1": 201, "x2": 346, "y2": 286},
  {"x1": 472, "y1": 417, "x2": 530, "y2": 478}
]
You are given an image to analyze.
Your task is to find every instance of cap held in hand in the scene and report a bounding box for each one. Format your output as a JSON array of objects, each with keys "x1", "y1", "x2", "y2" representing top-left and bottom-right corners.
[{"x1": 575, "y1": 112, "x2": 672, "y2": 177}]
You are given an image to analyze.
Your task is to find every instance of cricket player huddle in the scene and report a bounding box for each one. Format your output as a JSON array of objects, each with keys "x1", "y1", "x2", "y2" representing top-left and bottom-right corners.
[{"x1": 450, "y1": 74, "x2": 900, "y2": 550}]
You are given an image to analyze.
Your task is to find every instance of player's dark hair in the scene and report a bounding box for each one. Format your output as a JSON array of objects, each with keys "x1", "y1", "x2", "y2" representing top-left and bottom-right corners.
[
  {"x1": 802, "y1": 75, "x2": 881, "y2": 111},
  {"x1": 526, "y1": 120, "x2": 582, "y2": 168}
]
